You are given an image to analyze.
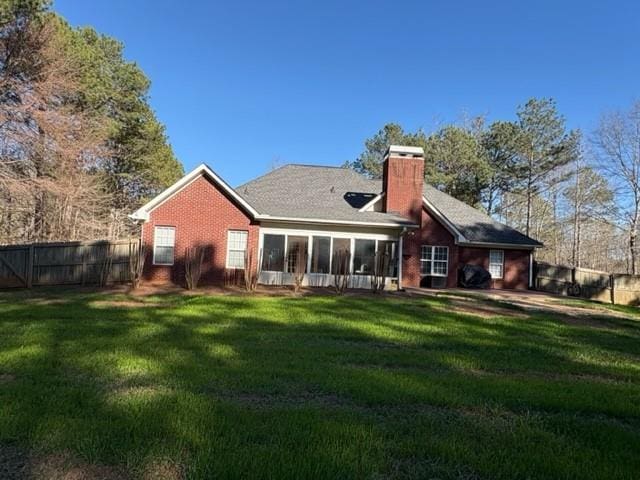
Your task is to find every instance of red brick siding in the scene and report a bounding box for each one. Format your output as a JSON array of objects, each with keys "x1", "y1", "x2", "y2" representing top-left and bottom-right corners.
[
  {"x1": 402, "y1": 207, "x2": 458, "y2": 288},
  {"x1": 383, "y1": 155, "x2": 424, "y2": 225},
  {"x1": 141, "y1": 175, "x2": 258, "y2": 286},
  {"x1": 402, "y1": 206, "x2": 532, "y2": 290},
  {"x1": 458, "y1": 247, "x2": 531, "y2": 290}
]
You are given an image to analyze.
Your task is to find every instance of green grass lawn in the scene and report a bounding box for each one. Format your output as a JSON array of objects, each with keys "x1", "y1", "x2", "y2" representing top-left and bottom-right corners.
[{"x1": 1, "y1": 289, "x2": 639, "y2": 479}]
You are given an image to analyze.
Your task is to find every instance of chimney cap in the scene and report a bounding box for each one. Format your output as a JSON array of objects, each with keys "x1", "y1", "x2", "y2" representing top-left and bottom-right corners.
[{"x1": 386, "y1": 145, "x2": 424, "y2": 158}]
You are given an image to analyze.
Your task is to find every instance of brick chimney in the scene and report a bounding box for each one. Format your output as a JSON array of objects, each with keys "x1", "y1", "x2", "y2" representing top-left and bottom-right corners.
[{"x1": 382, "y1": 145, "x2": 425, "y2": 225}]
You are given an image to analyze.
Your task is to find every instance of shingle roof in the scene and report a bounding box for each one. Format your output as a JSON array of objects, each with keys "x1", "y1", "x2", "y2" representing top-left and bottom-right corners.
[
  {"x1": 236, "y1": 165, "x2": 414, "y2": 226},
  {"x1": 236, "y1": 164, "x2": 541, "y2": 246},
  {"x1": 422, "y1": 184, "x2": 542, "y2": 247}
]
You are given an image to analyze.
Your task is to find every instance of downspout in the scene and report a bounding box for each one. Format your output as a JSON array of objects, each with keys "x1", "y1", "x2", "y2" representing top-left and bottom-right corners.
[
  {"x1": 528, "y1": 251, "x2": 534, "y2": 289},
  {"x1": 398, "y1": 227, "x2": 407, "y2": 291}
]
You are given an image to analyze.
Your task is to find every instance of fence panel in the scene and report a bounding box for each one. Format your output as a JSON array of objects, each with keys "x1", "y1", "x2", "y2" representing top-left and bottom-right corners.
[
  {"x1": 0, "y1": 239, "x2": 136, "y2": 289},
  {"x1": 0, "y1": 246, "x2": 29, "y2": 288},
  {"x1": 534, "y1": 261, "x2": 640, "y2": 305}
]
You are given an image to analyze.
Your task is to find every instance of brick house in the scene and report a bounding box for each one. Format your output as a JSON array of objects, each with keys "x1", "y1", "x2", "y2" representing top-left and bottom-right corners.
[{"x1": 130, "y1": 145, "x2": 541, "y2": 290}]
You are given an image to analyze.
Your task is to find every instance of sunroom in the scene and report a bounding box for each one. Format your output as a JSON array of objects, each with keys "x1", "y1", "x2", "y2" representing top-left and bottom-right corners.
[{"x1": 256, "y1": 226, "x2": 401, "y2": 289}]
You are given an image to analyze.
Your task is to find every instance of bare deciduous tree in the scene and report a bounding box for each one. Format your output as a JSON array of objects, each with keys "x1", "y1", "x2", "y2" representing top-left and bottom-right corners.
[
  {"x1": 184, "y1": 246, "x2": 205, "y2": 290},
  {"x1": 371, "y1": 249, "x2": 390, "y2": 293},
  {"x1": 291, "y1": 246, "x2": 307, "y2": 293},
  {"x1": 593, "y1": 102, "x2": 640, "y2": 274},
  {"x1": 243, "y1": 248, "x2": 260, "y2": 292},
  {"x1": 332, "y1": 248, "x2": 351, "y2": 295}
]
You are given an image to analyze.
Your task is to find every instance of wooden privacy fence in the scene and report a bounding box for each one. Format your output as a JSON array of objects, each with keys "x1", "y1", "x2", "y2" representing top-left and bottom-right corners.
[
  {"x1": 0, "y1": 239, "x2": 137, "y2": 289},
  {"x1": 534, "y1": 261, "x2": 640, "y2": 306}
]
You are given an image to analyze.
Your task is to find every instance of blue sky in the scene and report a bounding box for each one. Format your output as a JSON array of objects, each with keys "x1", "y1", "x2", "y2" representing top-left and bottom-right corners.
[{"x1": 55, "y1": 0, "x2": 639, "y2": 186}]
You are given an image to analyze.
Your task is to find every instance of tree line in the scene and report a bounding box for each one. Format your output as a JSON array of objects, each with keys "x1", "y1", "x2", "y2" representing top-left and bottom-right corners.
[
  {"x1": 0, "y1": 0, "x2": 183, "y2": 244},
  {"x1": 348, "y1": 98, "x2": 640, "y2": 275}
]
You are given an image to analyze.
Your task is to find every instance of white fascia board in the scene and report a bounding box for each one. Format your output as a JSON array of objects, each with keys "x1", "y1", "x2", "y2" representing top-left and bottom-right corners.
[
  {"x1": 129, "y1": 164, "x2": 260, "y2": 221},
  {"x1": 254, "y1": 214, "x2": 418, "y2": 229},
  {"x1": 422, "y1": 197, "x2": 467, "y2": 243},
  {"x1": 358, "y1": 192, "x2": 385, "y2": 212},
  {"x1": 457, "y1": 240, "x2": 541, "y2": 250}
]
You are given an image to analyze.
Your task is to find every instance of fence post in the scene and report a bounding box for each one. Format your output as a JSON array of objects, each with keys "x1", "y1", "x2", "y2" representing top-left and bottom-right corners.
[
  {"x1": 25, "y1": 244, "x2": 34, "y2": 288},
  {"x1": 81, "y1": 243, "x2": 87, "y2": 286},
  {"x1": 610, "y1": 274, "x2": 615, "y2": 305}
]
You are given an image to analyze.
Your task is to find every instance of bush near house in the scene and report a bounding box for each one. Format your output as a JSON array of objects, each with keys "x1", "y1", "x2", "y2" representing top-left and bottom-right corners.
[{"x1": 0, "y1": 290, "x2": 638, "y2": 479}]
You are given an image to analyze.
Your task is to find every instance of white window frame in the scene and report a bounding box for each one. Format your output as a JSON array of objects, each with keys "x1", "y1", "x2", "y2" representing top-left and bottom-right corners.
[
  {"x1": 489, "y1": 249, "x2": 504, "y2": 279},
  {"x1": 420, "y1": 245, "x2": 449, "y2": 277},
  {"x1": 153, "y1": 226, "x2": 176, "y2": 266},
  {"x1": 226, "y1": 230, "x2": 248, "y2": 269}
]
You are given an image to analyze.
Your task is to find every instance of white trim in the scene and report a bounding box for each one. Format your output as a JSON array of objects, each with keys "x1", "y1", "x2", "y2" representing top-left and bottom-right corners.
[
  {"x1": 398, "y1": 234, "x2": 403, "y2": 290},
  {"x1": 387, "y1": 145, "x2": 425, "y2": 157},
  {"x1": 529, "y1": 251, "x2": 534, "y2": 288},
  {"x1": 358, "y1": 192, "x2": 385, "y2": 212},
  {"x1": 130, "y1": 164, "x2": 259, "y2": 221},
  {"x1": 457, "y1": 240, "x2": 541, "y2": 249},
  {"x1": 255, "y1": 214, "x2": 416, "y2": 229}
]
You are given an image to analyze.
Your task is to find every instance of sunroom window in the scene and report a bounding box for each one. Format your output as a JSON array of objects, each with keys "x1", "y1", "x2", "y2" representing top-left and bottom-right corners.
[
  {"x1": 310, "y1": 236, "x2": 331, "y2": 274},
  {"x1": 262, "y1": 234, "x2": 285, "y2": 271}
]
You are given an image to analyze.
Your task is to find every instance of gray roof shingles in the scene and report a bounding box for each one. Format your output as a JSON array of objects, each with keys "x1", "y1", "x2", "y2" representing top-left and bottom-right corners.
[{"x1": 236, "y1": 164, "x2": 541, "y2": 247}]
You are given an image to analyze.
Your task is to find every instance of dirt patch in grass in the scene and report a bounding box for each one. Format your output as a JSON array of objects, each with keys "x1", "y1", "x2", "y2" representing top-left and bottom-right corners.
[
  {"x1": 142, "y1": 459, "x2": 184, "y2": 480},
  {"x1": 443, "y1": 299, "x2": 529, "y2": 319},
  {"x1": 0, "y1": 373, "x2": 16, "y2": 384},
  {"x1": 90, "y1": 299, "x2": 164, "y2": 309},
  {"x1": 0, "y1": 444, "x2": 130, "y2": 480}
]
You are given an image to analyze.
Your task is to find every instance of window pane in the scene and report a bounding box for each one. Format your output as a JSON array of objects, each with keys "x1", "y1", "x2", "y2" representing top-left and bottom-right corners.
[
  {"x1": 433, "y1": 261, "x2": 447, "y2": 276},
  {"x1": 228, "y1": 231, "x2": 247, "y2": 250},
  {"x1": 311, "y1": 236, "x2": 331, "y2": 274},
  {"x1": 331, "y1": 238, "x2": 351, "y2": 274},
  {"x1": 227, "y1": 251, "x2": 245, "y2": 269},
  {"x1": 155, "y1": 246, "x2": 174, "y2": 265},
  {"x1": 421, "y1": 260, "x2": 432, "y2": 275},
  {"x1": 434, "y1": 247, "x2": 448, "y2": 261},
  {"x1": 286, "y1": 236, "x2": 308, "y2": 273},
  {"x1": 353, "y1": 239, "x2": 376, "y2": 275},
  {"x1": 421, "y1": 245, "x2": 432, "y2": 261},
  {"x1": 378, "y1": 240, "x2": 398, "y2": 277},
  {"x1": 262, "y1": 234, "x2": 285, "y2": 271}
]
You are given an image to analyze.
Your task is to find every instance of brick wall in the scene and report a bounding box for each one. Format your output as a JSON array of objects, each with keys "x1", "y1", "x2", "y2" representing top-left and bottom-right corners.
[
  {"x1": 402, "y1": 207, "x2": 458, "y2": 288},
  {"x1": 141, "y1": 175, "x2": 258, "y2": 286},
  {"x1": 382, "y1": 155, "x2": 424, "y2": 225},
  {"x1": 458, "y1": 247, "x2": 531, "y2": 290},
  {"x1": 401, "y1": 206, "x2": 532, "y2": 290}
]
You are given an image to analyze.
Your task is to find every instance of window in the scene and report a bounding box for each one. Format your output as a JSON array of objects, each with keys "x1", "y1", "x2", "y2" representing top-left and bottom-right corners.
[
  {"x1": 420, "y1": 245, "x2": 448, "y2": 277},
  {"x1": 153, "y1": 226, "x2": 175, "y2": 265},
  {"x1": 489, "y1": 249, "x2": 504, "y2": 279},
  {"x1": 353, "y1": 239, "x2": 376, "y2": 275},
  {"x1": 377, "y1": 240, "x2": 399, "y2": 277},
  {"x1": 311, "y1": 236, "x2": 331, "y2": 273},
  {"x1": 286, "y1": 236, "x2": 308, "y2": 273},
  {"x1": 262, "y1": 234, "x2": 285, "y2": 271},
  {"x1": 331, "y1": 238, "x2": 351, "y2": 274},
  {"x1": 226, "y1": 230, "x2": 248, "y2": 269}
]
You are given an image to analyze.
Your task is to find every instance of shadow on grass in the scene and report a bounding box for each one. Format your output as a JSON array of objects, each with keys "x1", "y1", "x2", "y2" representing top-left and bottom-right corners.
[{"x1": 0, "y1": 290, "x2": 639, "y2": 479}]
